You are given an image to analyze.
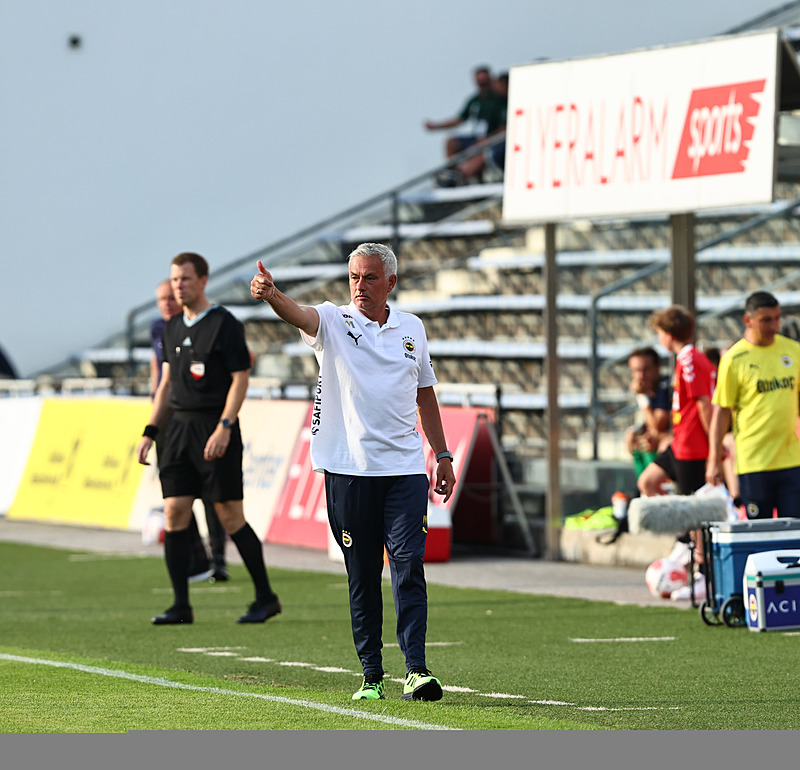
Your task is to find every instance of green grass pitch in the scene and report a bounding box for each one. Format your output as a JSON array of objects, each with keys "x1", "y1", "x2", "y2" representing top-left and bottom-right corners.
[{"x1": 2, "y1": 541, "x2": 800, "y2": 731}]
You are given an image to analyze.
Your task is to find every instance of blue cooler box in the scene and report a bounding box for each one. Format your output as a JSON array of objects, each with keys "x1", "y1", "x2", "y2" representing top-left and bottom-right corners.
[
  {"x1": 709, "y1": 518, "x2": 800, "y2": 608},
  {"x1": 744, "y1": 550, "x2": 800, "y2": 632}
]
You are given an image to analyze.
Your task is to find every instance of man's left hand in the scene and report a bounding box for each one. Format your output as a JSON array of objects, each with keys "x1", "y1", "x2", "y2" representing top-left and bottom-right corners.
[
  {"x1": 433, "y1": 461, "x2": 456, "y2": 503},
  {"x1": 204, "y1": 426, "x2": 231, "y2": 461}
]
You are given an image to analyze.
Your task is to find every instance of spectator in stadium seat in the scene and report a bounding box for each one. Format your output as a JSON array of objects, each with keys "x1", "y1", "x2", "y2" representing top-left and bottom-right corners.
[
  {"x1": 706, "y1": 291, "x2": 800, "y2": 519},
  {"x1": 624, "y1": 347, "x2": 672, "y2": 480},
  {"x1": 150, "y1": 279, "x2": 229, "y2": 584},
  {"x1": 424, "y1": 65, "x2": 507, "y2": 186},
  {"x1": 138, "y1": 253, "x2": 280, "y2": 625},
  {"x1": 448, "y1": 71, "x2": 509, "y2": 184},
  {"x1": 250, "y1": 242, "x2": 455, "y2": 702}
]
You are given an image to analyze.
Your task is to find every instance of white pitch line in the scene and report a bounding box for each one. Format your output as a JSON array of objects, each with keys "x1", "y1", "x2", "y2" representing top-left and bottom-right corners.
[
  {"x1": 177, "y1": 647, "x2": 247, "y2": 653},
  {"x1": 68, "y1": 553, "x2": 149, "y2": 562},
  {"x1": 176, "y1": 649, "x2": 678, "y2": 711},
  {"x1": 152, "y1": 586, "x2": 243, "y2": 594},
  {"x1": 570, "y1": 637, "x2": 676, "y2": 643},
  {"x1": 0, "y1": 652, "x2": 459, "y2": 732},
  {"x1": 384, "y1": 641, "x2": 464, "y2": 648},
  {"x1": 574, "y1": 706, "x2": 680, "y2": 712},
  {"x1": 480, "y1": 692, "x2": 526, "y2": 699}
]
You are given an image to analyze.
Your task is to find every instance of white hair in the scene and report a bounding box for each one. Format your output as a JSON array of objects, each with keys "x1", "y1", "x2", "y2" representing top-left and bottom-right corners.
[{"x1": 347, "y1": 242, "x2": 397, "y2": 279}]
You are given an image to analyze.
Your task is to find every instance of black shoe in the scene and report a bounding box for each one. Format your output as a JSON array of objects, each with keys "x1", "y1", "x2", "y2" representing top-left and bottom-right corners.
[
  {"x1": 237, "y1": 597, "x2": 281, "y2": 624},
  {"x1": 210, "y1": 564, "x2": 229, "y2": 583},
  {"x1": 188, "y1": 567, "x2": 213, "y2": 583},
  {"x1": 152, "y1": 605, "x2": 193, "y2": 625}
]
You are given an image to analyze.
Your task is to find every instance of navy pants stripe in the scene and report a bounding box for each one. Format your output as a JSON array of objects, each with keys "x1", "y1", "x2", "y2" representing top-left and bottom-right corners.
[{"x1": 325, "y1": 472, "x2": 429, "y2": 677}]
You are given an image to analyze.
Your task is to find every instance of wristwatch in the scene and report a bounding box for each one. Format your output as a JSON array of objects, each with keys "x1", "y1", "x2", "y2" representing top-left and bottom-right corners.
[
  {"x1": 218, "y1": 418, "x2": 233, "y2": 429},
  {"x1": 436, "y1": 450, "x2": 454, "y2": 462}
]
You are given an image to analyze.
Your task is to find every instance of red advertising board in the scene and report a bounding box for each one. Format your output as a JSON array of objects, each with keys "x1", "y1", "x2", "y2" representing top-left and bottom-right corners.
[
  {"x1": 266, "y1": 403, "x2": 329, "y2": 549},
  {"x1": 266, "y1": 405, "x2": 499, "y2": 561}
]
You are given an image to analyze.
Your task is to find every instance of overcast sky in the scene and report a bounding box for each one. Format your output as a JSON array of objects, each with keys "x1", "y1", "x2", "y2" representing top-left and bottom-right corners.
[{"x1": 0, "y1": 0, "x2": 785, "y2": 376}]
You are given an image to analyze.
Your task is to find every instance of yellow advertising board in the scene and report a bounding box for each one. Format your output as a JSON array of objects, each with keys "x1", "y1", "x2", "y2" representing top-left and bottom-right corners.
[{"x1": 8, "y1": 398, "x2": 150, "y2": 528}]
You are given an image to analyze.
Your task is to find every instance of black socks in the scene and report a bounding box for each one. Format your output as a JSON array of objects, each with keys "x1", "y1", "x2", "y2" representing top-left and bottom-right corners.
[
  {"x1": 230, "y1": 522, "x2": 275, "y2": 604},
  {"x1": 164, "y1": 528, "x2": 192, "y2": 609}
]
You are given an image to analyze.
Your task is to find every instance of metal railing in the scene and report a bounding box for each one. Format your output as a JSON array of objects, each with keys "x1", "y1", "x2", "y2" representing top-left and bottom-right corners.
[
  {"x1": 588, "y1": 195, "x2": 800, "y2": 457},
  {"x1": 116, "y1": 133, "x2": 508, "y2": 376}
]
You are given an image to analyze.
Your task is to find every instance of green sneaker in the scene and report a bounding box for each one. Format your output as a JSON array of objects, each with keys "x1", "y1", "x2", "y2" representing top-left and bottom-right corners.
[
  {"x1": 352, "y1": 677, "x2": 385, "y2": 700},
  {"x1": 401, "y1": 669, "x2": 443, "y2": 701}
]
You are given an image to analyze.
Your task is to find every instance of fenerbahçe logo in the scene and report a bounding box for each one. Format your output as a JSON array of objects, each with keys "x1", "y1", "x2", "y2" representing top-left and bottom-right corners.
[
  {"x1": 342, "y1": 531, "x2": 353, "y2": 548},
  {"x1": 782, "y1": 355, "x2": 793, "y2": 368},
  {"x1": 403, "y1": 336, "x2": 417, "y2": 361},
  {"x1": 749, "y1": 594, "x2": 759, "y2": 623}
]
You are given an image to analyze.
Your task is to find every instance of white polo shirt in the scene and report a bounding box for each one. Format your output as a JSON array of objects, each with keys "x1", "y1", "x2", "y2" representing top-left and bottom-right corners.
[{"x1": 300, "y1": 301, "x2": 437, "y2": 476}]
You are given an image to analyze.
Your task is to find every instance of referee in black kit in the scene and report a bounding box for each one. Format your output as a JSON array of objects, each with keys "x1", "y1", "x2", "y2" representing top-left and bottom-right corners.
[{"x1": 137, "y1": 252, "x2": 280, "y2": 625}]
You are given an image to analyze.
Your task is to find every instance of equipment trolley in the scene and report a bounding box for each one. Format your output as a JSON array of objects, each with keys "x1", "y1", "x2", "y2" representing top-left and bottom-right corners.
[{"x1": 698, "y1": 518, "x2": 800, "y2": 627}]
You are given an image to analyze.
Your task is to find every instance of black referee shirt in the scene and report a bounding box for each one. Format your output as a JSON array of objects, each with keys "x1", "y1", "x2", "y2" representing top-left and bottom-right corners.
[{"x1": 162, "y1": 306, "x2": 250, "y2": 412}]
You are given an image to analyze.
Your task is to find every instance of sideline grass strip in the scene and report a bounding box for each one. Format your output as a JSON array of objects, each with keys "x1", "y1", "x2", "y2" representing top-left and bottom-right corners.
[
  {"x1": 0, "y1": 652, "x2": 457, "y2": 731},
  {"x1": 3, "y1": 541, "x2": 800, "y2": 730}
]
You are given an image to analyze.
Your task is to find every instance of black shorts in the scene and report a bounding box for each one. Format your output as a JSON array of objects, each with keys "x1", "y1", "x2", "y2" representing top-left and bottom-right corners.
[
  {"x1": 653, "y1": 445, "x2": 706, "y2": 495},
  {"x1": 157, "y1": 411, "x2": 243, "y2": 503}
]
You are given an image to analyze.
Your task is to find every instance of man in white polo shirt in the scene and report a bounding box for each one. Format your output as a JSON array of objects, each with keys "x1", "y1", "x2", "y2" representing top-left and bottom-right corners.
[{"x1": 250, "y1": 242, "x2": 456, "y2": 702}]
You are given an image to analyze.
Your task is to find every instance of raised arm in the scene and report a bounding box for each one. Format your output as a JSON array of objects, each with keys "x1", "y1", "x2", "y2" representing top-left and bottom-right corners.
[{"x1": 251, "y1": 260, "x2": 320, "y2": 337}]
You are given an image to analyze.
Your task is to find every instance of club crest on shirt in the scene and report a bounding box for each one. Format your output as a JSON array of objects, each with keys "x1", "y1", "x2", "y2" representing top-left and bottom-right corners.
[
  {"x1": 782, "y1": 355, "x2": 793, "y2": 368},
  {"x1": 189, "y1": 361, "x2": 205, "y2": 380},
  {"x1": 403, "y1": 336, "x2": 416, "y2": 361},
  {"x1": 342, "y1": 531, "x2": 353, "y2": 548}
]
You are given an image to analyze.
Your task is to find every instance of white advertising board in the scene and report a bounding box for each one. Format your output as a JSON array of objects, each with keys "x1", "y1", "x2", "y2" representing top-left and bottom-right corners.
[
  {"x1": 0, "y1": 398, "x2": 43, "y2": 514},
  {"x1": 127, "y1": 398, "x2": 309, "y2": 541},
  {"x1": 502, "y1": 30, "x2": 780, "y2": 223}
]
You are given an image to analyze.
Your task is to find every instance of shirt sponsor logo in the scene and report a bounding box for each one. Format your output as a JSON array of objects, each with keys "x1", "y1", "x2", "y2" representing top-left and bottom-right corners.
[
  {"x1": 756, "y1": 376, "x2": 795, "y2": 393},
  {"x1": 311, "y1": 376, "x2": 322, "y2": 435},
  {"x1": 767, "y1": 599, "x2": 798, "y2": 615},
  {"x1": 671, "y1": 79, "x2": 765, "y2": 179}
]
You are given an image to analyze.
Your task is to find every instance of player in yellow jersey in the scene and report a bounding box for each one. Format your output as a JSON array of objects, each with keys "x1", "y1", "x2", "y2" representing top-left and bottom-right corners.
[{"x1": 706, "y1": 292, "x2": 800, "y2": 518}]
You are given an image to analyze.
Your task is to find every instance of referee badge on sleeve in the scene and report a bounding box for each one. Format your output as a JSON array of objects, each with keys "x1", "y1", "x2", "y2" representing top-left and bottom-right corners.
[{"x1": 189, "y1": 361, "x2": 206, "y2": 380}]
